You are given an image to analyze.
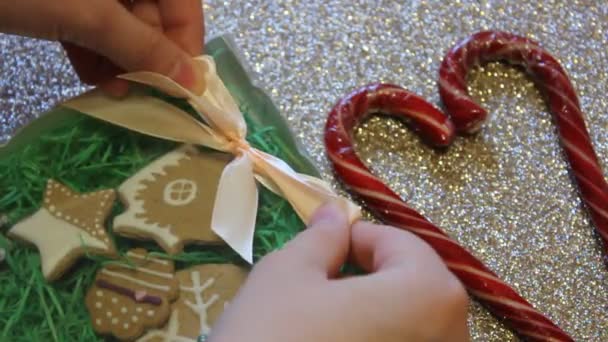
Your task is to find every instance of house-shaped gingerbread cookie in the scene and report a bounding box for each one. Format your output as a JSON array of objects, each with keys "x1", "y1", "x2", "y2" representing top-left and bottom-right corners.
[{"x1": 113, "y1": 145, "x2": 232, "y2": 254}]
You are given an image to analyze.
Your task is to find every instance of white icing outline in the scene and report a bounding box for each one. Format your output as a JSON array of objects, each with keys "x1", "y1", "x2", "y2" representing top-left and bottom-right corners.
[
  {"x1": 137, "y1": 311, "x2": 194, "y2": 342},
  {"x1": 180, "y1": 271, "x2": 218, "y2": 335},
  {"x1": 137, "y1": 270, "x2": 221, "y2": 342},
  {"x1": 101, "y1": 269, "x2": 170, "y2": 292},
  {"x1": 126, "y1": 251, "x2": 170, "y2": 265},
  {"x1": 114, "y1": 147, "x2": 197, "y2": 249},
  {"x1": 163, "y1": 179, "x2": 198, "y2": 206},
  {"x1": 8, "y1": 208, "x2": 109, "y2": 279},
  {"x1": 112, "y1": 263, "x2": 173, "y2": 279}
]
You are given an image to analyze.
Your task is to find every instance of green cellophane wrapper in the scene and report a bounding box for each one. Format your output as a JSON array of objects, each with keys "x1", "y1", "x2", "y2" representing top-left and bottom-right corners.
[{"x1": 0, "y1": 37, "x2": 318, "y2": 341}]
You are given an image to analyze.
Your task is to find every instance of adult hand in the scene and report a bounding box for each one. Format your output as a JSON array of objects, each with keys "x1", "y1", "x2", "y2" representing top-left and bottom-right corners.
[
  {"x1": 209, "y1": 202, "x2": 470, "y2": 342},
  {"x1": 0, "y1": 0, "x2": 205, "y2": 96}
]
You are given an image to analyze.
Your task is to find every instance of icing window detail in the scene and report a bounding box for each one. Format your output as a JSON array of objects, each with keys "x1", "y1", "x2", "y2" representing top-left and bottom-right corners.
[{"x1": 163, "y1": 179, "x2": 198, "y2": 206}]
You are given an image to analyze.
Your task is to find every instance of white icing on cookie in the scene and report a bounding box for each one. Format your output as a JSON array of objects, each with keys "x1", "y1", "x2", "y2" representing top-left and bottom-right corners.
[
  {"x1": 101, "y1": 269, "x2": 171, "y2": 292},
  {"x1": 137, "y1": 311, "x2": 194, "y2": 342},
  {"x1": 113, "y1": 148, "x2": 189, "y2": 249},
  {"x1": 7, "y1": 180, "x2": 117, "y2": 281},
  {"x1": 9, "y1": 208, "x2": 108, "y2": 279},
  {"x1": 137, "y1": 267, "x2": 233, "y2": 342},
  {"x1": 163, "y1": 179, "x2": 198, "y2": 206},
  {"x1": 126, "y1": 251, "x2": 170, "y2": 265},
  {"x1": 180, "y1": 272, "x2": 219, "y2": 334},
  {"x1": 112, "y1": 262, "x2": 173, "y2": 279}
]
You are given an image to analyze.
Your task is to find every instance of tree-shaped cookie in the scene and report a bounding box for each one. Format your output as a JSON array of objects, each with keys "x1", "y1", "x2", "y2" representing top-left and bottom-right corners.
[
  {"x1": 86, "y1": 248, "x2": 179, "y2": 340},
  {"x1": 113, "y1": 145, "x2": 232, "y2": 254},
  {"x1": 138, "y1": 264, "x2": 248, "y2": 341},
  {"x1": 8, "y1": 179, "x2": 117, "y2": 281}
]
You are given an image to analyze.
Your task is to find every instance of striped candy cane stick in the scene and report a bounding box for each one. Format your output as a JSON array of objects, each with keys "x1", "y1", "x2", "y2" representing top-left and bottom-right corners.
[
  {"x1": 439, "y1": 31, "x2": 608, "y2": 255},
  {"x1": 325, "y1": 83, "x2": 573, "y2": 341}
]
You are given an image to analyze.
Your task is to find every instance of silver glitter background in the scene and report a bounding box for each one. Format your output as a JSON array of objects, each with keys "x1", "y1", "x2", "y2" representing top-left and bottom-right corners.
[{"x1": 1, "y1": 1, "x2": 607, "y2": 340}]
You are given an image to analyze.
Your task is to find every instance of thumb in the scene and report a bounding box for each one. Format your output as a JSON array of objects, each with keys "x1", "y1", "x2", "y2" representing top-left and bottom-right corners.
[
  {"x1": 279, "y1": 201, "x2": 351, "y2": 277},
  {"x1": 65, "y1": 1, "x2": 205, "y2": 93}
]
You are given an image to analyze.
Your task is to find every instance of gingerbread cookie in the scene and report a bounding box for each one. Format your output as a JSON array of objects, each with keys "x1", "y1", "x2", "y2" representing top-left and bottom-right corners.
[
  {"x1": 86, "y1": 248, "x2": 179, "y2": 340},
  {"x1": 8, "y1": 179, "x2": 117, "y2": 281},
  {"x1": 138, "y1": 264, "x2": 248, "y2": 342},
  {"x1": 113, "y1": 145, "x2": 232, "y2": 254}
]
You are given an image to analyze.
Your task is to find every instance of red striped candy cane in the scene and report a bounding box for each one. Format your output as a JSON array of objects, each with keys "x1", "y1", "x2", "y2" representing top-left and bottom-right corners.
[
  {"x1": 325, "y1": 83, "x2": 573, "y2": 341},
  {"x1": 439, "y1": 30, "x2": 608, "y2": 253}
]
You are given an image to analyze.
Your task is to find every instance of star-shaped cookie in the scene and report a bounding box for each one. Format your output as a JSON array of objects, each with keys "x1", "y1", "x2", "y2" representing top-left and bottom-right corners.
[{"x1": 8, "y1": 179, "x2": 118, "y2": 281}]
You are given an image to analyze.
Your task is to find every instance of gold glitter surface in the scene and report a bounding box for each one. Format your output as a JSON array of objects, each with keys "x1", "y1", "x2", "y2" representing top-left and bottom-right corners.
[{"x1": 1, "y1": 1, "x2": 608, "y2": 340}]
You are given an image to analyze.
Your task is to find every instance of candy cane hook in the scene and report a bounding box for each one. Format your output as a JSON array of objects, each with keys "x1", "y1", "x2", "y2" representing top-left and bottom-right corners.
[{"x1": 439, "y1": 31, "x2": 608, "y2": 254}]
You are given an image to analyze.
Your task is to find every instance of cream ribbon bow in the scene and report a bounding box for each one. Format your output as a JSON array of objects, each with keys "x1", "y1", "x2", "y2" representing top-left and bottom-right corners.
[{"x1": 62, "y1": 56, "x2": 361, "y2": 262}]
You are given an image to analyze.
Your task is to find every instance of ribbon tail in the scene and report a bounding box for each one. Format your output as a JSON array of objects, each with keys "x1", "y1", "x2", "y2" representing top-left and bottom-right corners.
[
  {"x1": 255, "y1": 172, "x2": 334, "y2": 197},
  {"x1": 253, "y1": 150, "x2": 361, "y2": 225},
  {"x1": 120, "y1": 57, "x2": 247, "y2": 140},
  {"x1": 254, "y1": 173, "x2": 282, "y2": 196},
  {"x1": 296, "y1": 173, "x2": 340, "y2": 192},
  {"x1": 297, "y1": 173, "x2": 361, "y2": 221},
  {"x1": 62, "y1": 88, "x2": 229, "y2": 151},
  {"x1": 211, "y1": 153, "x2": 258, "y2": 263},
  {"x1": 119, "y1": 72, "x2": 194, "y2": 99},
  {"x1": 194, "y1": 56, "x2": 247, "y2": 136}
]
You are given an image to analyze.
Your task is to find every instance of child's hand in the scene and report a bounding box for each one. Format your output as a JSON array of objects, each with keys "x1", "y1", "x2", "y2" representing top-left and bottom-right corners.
[
  {"x1": 210, "y1": 202, "x2": 470, "y2": 342},
  {"x1": 0, "y1": 0, "x2": 205, "y2": 96}
]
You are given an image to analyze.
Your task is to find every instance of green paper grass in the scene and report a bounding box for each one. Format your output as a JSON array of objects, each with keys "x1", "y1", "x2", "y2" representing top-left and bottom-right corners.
[{"x1": 0, "y1": 109, "x2": 304, "y2": 341}]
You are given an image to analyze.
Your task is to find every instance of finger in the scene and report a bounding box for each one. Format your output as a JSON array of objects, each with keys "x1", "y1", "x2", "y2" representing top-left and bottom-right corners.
[
  {"x1": 100, "y1": 79, "x2": 131, "y2": 97},
  {"x1": 63, "y1": 41, "x2": 131, "y2": 97},
  {"x1": 158, "y1": 0, "x2": 204, "y2": 55},
  {"x1": 349, "y1": 222, "x2": 468, "y2": 311},
  {"x1": 64, "y1": 0, "x2": 205, "y2": 93},
  {"x1": 62, "y1": 42, "x2": 106, "y2": 84},
  {"x1": 118, "y1": 0, "x2": 133, "y2": 10},
  {"x1": 278, "y1": 201, "x2": 351, "y2": 277},
  {"x1": 132, "y1": 0, "x2": 162, "y2": 30},
  {"x1": 350, "y1": 221, "x2": 443, "y2": 273},
  {"x1": 66, "y1": 1, "x2": 158, "y2": 94}
]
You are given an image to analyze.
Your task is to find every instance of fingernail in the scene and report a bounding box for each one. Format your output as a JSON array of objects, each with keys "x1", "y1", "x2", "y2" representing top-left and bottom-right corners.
[
  {"x1": 310, "y1": 201, "x2": 344, "y2": 226},
  {"x1": 169, "y1": 58, "x2": 206, "y2": 94}
]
